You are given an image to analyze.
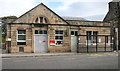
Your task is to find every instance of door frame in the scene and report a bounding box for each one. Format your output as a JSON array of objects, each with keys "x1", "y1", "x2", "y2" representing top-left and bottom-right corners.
[
  {"x1": 70, "y1": 29, "x2": 79, "y2": 52},
  {"x1": 34, "y1": 30, "x2": 48, "y2": 53}
]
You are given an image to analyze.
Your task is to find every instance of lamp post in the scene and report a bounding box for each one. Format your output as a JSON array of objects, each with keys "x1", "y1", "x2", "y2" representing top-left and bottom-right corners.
[
  {"x1": 115, "y1": 28, "x2": 118, "y2": 51},
  {"x1": 0, "y1": 22, "x2": 2, "y2": 71},
  {"x1": 0, "y1": 23, "x2": 2, "y2": 50}
]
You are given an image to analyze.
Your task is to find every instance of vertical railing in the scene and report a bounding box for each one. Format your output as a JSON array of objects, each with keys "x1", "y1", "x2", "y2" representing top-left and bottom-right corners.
[
  {"x1": 86, "y1": 35, "x2": 89, "y2": 53},
  {"x1": 95, "y1": 35, "x2": 98, "y2": 52},
  {"x1": 78, "y1": 35, "x2": 113, "y2": 53}
]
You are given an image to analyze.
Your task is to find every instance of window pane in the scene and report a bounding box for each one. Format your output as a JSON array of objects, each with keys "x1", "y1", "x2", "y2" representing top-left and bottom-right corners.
[
  {"x1": 18, "y1": 30, "x2": 26, "y2": 34},
  {"x1": 40, "y1": 17, "x2": 43, "y2": 23},
  {"x1": 86, "y1": 31, "x2": 92, "y2": 40},
  {"x1": 17, "y1": 42, "x2": 26, "y2": 45},
  {"x1": 75, "y1": 31, "x2": 78, "y2": 36},
  {"x1": 55, "y1": 36, "x2": 59, "y2": 39},
  {"x1": 55, "y1": 30, "x2": 63, "y2": 34},
  {"x1": 93, "y1": 31, "x2": 98, "y2": 36},
  {"x1": 71, "y1": 31, "x2": 74, "y2": 35},
  {"x1": 93, "y1": 31, "x2": 98, "y2": 43},
  {"x1": 60, "y1": 31, "x2": 63, "y2": 34},
  {"x1": 44, "y1": 30, "x2": 47, "y2": 34},
  {"x1": 86, "y1": 31, "x2": 91, "y2": 36},
  {"x1": 18, "y1": 35, "x2": 26, "y2": 40},
  {"x1": 35, "y1": 17, "x2": 39, "y2": 23},
  {"x1": 105, "y1": 36, "x2": 108, "y2": 43},
  {"x1": 55, "y1": 36, "x2": 63, "y2": 40},
  {"x1": 39, "y1": 30, "x2": 43, "y2": 34},
  {"x1": 35, "y1": 30, "x2": 38, "y2": 34},
  {"x1": 60, "y1": 36, "x2": 63, "y2": 40},
  {"x1": 44, "y1": 18, "x2": 47, "y2": 23},
  {"x1": 55, "y1": 30, "x2": 59, "y2": 34}
]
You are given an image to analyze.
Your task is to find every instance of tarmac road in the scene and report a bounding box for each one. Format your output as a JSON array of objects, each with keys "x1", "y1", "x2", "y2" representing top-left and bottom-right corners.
[{"x1": 2, "y1": 52, "x2": 118, "y2": 69}]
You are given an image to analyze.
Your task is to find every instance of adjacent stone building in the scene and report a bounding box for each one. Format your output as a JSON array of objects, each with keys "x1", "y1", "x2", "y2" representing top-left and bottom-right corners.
[
  {"x1": 104, "y1": 0, "x2": 120, "y2": 50},
  {"x1": 6, "y1": 3, "x2": 112, "y2": 53}
]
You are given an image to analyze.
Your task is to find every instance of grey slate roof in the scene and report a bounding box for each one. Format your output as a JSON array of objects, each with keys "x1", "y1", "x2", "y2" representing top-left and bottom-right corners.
[
  {"x1": 112, "y1": 0, "x2": 120, "y2": 2},
  {"x1": 62, "y1": 16, "x2": 87, "y2": 21}
]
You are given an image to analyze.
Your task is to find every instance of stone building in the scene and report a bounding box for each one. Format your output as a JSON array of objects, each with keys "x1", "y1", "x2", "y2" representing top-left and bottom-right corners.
[
  {"x1": 104, "y1": 0, "x2": 120, "y2": 50},
  {"x1": 6, "y1": 3, "x2": 112, "y2": 53}
]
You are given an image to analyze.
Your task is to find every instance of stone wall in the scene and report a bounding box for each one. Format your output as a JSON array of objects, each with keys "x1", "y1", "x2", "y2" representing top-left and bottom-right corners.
[
  {"x1": 6, "y1": 3, "x2": 112, "y2": 53},
  {"x1": 48, "y1": 25, "x2": 71, "y2": 52},
  {"x1": 13, "y1": 4, "x2": 67, "y2": 25},
  {"x1": 7, "y1": 24, "x2": 33, "y2": 53},
  {"x1": 6, "y1": 22, "x2": 111, "y2": 53}
]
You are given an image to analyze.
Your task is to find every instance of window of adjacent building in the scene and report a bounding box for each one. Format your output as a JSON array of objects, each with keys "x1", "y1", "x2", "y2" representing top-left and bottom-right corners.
[
  {"x1": 34, "y1": 17, "x2": 48, "y2": 23},
  {"x1": 55, "y1": 30, "x2": 64, "y2": 46},
  {"x1": 86, "y1": 31, "x2": 92, "y2": 42},
  {"x1": 17, "y1": 30, "x2": 26, "y2": 45},
  {"x1": 93, "y1": 31, "x2": 98, "y2": 43},
  {"x1": 105, "y1": 36, "x2": 108, "y2": 43}
]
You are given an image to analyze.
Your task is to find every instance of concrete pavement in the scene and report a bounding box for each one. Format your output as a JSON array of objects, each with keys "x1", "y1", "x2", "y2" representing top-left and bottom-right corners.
[
  {"x1": 2, "y1": 52, "x2": 118, "y2": 69},
  {"x1": 1, "y1": 52, "x2": 118, "y2": 58},
  {"x1": 1, "y1": 53, "x2": 77, "y2": 58}
]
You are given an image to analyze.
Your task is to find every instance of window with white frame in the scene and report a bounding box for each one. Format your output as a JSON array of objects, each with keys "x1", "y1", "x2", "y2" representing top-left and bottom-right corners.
[
  {"x1": 17, "y1": 30, "x2": 26, "y2": 45},
  {"x1": 55, "y1": 30, "x2": 64, "y2": 46}
]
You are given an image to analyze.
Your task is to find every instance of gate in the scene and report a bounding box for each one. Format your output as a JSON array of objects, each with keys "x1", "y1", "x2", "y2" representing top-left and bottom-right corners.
[{"x1": 77, "y1": 35, "x2": 113, "y2": 53}]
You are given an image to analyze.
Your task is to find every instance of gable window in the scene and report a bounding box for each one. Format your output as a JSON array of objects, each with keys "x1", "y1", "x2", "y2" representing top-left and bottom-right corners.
[
  {"x1": 35, "y1": 17, "x2": 39, "y2": 23},
  {"x1": 86, "y1": 31, "x2": 92, "y2": 41},
  {"x1": 34, "y1": 17, "x2": 48, "y2": 23},
  {"x1": 17, "y1": 30, "x2": 26, "y2": 45},
  {"x1": 40, "y1": 17, "x2": 43, "y2": 23},
  {"x1": 55, "y1": 30, "x2": 64, "y2": 46},
  {"x1": 44, "y1": 18, "x2": 47, "y2": 23}
]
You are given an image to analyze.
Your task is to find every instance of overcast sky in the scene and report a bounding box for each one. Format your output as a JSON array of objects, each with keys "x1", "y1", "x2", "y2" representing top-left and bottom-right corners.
[{"x1": 0, "y1": 0, "x2": 112, "y2": 21}]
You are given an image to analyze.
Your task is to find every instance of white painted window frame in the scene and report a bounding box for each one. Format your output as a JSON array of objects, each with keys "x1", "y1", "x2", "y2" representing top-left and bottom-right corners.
[
  {"x1": 17, "y1": 30, "x2": 26, "y2": 43},
  {"x1": 55, "y1": 30, "x2": 64, "y2": 46}
]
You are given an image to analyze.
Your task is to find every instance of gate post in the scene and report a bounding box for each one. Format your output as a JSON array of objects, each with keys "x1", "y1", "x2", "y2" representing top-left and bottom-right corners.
[
  {"x1": 105, "y1": 36, "x2": 107, "y2": 52},
  {"x1": 86, "y1": 35, "x2": 88, "y2": 53},
  {"x1": 77, "y1": 35, "x2": 79, "y2": 53}
]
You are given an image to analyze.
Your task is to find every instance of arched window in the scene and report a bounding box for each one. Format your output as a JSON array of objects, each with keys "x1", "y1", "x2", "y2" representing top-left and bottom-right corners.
[{"x1": 34, "y1": 17, "x2": 48, "y2": 23}]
